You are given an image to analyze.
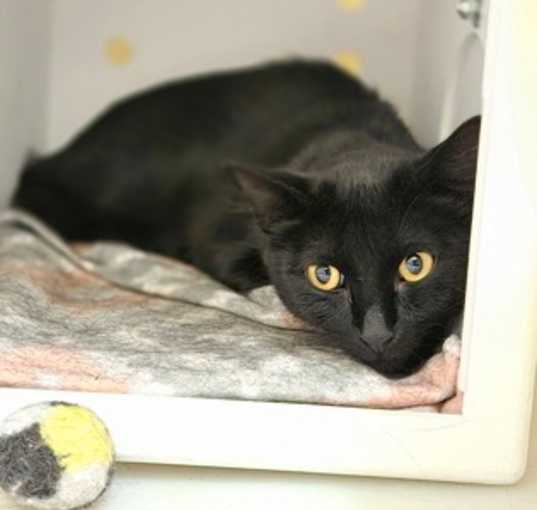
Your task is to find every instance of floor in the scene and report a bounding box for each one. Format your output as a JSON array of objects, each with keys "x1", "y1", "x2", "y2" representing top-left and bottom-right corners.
[{"x1": 2, "y1": 386, "x2": 536, "y2": 510}]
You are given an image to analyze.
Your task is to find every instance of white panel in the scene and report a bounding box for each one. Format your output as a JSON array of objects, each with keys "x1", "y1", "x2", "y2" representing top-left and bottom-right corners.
[
  {"x1": 0, "y1": 0, "x2": 51, "y2": 206},
  {"x1": 45, "y1": 0, "x2": 421, "y2": 151},
  {"x1": 3, "y1": 0, "x2": 534, "y2": 487}
]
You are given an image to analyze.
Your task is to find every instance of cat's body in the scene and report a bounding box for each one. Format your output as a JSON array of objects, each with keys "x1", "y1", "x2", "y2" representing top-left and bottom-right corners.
[
  {"x1": 15, "y1": 61, "x2": 419, "y2": 288},
  {"x1": 13, "y1": 60, "x2": 480, "y2": 377}
]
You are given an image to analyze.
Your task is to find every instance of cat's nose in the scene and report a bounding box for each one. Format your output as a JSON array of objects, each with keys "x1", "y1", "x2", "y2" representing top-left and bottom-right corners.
[
  {"x1": 358, "y1": 304, "x2": 393, "y2": 353},
  {"x1": 360, "y1": 332, "x2": 393, "y2": 353}
]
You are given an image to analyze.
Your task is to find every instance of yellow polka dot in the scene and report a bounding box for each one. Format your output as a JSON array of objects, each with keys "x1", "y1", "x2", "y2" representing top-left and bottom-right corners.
[
  {"x1": 333, "y1": 51, "x2": 363, "y2": 77},
  {"x1": 41, "y1": 405, "x2": 114, "y2": 473},
  {"x1": 337, "y1": 0, "x2": 366, "y2": 12},
  {"x1": 105, "y1": 36, "x2": 134, "y2": 66}
]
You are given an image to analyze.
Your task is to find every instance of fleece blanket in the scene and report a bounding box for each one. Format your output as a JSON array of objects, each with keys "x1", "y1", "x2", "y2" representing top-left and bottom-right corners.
[{"x1": 0, "y1": 210, "x2": 462, "y2": 412}]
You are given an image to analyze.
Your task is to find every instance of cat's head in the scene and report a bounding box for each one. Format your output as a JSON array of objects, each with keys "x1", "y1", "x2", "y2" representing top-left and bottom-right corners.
[{"x1": 234, "y1": 116, "x2": 480, "y2": 378}]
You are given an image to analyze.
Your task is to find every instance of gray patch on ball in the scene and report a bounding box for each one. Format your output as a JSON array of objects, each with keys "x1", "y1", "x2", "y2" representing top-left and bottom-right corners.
[{"x1": 0, "y1": 423, "x2": 62, "y2": 499}]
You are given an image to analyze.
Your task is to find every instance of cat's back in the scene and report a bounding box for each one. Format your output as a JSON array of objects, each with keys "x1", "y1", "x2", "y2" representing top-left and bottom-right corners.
[
  {"x1": 49, "y1": 60, "x2": 416, "y2": 164},
  {"x1": 61, "y1": 60, "x2": 385, "y2": 159},
  {"x1": 17, "y1": 60, "x2": 415, "y2": 189},
  {"x1": 12, "y1": 60, "x2": 416, "y2": 253}
]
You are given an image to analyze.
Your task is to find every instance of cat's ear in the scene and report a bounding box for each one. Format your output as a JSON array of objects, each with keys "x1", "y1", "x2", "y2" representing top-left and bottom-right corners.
[
  {"x1": 229, "y1": 165, "x2": 310, "y2": 233},
  {"x1": 416, "y1": 117, "x2": 480, "y2": 217},
  {"x1": 426, "y1": 116, "x2": 481, "y2": 200}
]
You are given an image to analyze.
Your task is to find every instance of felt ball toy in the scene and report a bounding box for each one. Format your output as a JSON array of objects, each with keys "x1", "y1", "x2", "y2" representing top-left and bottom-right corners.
[{"x1": 0, "y1": 402, "x2": 115, "y2": 510}]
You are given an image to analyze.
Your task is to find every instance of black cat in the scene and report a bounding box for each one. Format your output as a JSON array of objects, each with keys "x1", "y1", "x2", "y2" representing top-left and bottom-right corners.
[{"x1": 13, "y1": 60, "x2": 480, "y2": 377}]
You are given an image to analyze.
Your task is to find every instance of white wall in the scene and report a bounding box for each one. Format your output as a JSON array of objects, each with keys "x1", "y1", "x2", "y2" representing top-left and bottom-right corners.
[
  {"x1": 44, "y1": 0, "x2": 422, "y2": 151},
  {"x1": 0, "y1": 0, "x2": 484, "y2": 201},
  {"x1": 411, "y1": 0, "x2": 484, "y2": 147},
  {"x1": 0, "y1": 0, "x2": 51, "y2": 206}
]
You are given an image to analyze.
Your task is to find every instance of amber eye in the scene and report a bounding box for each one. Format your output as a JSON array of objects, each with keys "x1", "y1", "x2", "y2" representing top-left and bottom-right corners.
[
  {"x1": 398, "y1": 251, "x2": 435, "y2": 283},
  {"x1": 306, "y1": 264, "x2": 344, "y2": 291}
]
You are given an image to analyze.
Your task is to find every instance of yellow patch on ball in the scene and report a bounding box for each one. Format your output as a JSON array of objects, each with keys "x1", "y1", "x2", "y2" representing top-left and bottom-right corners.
[
  {"x1": 336, "y1": 0, "x2": 366, "y2": 12},
  {"x1": 105, "y1": 36, "x2": 134, "y2": 66},
  {"x1": 333, "y1": 51, "x2": 363, "y2": 77},
  {"x1": 40, "y1": 404, "x2": 114, "y2": 473}
]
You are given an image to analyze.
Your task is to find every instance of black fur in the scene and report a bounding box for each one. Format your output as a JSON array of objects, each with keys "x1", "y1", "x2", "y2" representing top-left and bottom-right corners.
[{"x1": 12, "y1": 60, "x2": 480, "y2": 377}]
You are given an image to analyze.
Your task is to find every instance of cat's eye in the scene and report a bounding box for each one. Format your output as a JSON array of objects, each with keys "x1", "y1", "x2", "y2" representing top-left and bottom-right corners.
[
  {"x1": 306, "y1": 264, "x2": 344, "y2": 291},
  {"x1": 398, "y1": 251, "x2": 434, "y2": 283}
]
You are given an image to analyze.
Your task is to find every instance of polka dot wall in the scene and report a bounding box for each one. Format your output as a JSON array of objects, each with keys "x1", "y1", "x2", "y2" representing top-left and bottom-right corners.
[
  {"x1": 333, "y1": 0, "x2": 365, "y2": 77},
  {"x1": 45, "y1": 1, "x2": 419, "y2": 153},
  {"x1": 105, "y1": 36, "x2": 134, "y2": 67},
  {"x1": 101, "y1": 2, "x2": 366, "y2": 76},
  {"x1": 337, "y1": 0, "x2": 366, "y2": 12}
]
